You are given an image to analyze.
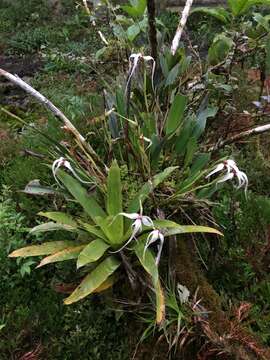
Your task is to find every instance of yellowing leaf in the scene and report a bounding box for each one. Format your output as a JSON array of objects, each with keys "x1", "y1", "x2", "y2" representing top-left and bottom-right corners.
[
  {"x1": 153, "y1": 220, "x2": 223, "y2": 237},
  {"x1": 64, "y1": 256, "x2": 120, "y2": 305},
  {"x1": 36, "y1": 245, "x2": 86, "y2": 268},
  {"x1": 9, "y1": 241, "x2": 74, "y2": 258},
  {"x1": 134, "y1": 241, "x2": 165, "y2": 324}
]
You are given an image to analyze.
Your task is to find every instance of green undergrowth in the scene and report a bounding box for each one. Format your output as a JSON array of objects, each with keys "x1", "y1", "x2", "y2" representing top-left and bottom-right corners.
[{"x1": 0, "y1": 186, "x2": 129, "y2": 359}]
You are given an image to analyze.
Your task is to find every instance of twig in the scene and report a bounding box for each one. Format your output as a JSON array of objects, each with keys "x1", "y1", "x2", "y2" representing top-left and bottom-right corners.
[
  {"x1": 21, "y1": 149, "x2": 45, "y2": 159},
  {"x1": 207, "y1": 122, "x2": 270, "y2": 151},
  {"x1": 171, "y1": 0, "x2": 194, "y2": 55}
]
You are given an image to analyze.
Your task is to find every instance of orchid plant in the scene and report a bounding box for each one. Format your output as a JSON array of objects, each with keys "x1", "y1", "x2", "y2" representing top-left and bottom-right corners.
[{"x1": 9, "y1": 161, "x2": 222, "y2": 324}]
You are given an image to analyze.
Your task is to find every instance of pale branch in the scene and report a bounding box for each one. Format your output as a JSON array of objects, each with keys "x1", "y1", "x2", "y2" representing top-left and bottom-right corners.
[
  {"x1": 0, "y1": 68, "x2": 100, "y2": 161},
  {"x1": 171, "y1": 0, "x2": 194, "y2": 55},
  {"x1": 207, "y1": 122, "x2": 270, "y2": 151}
]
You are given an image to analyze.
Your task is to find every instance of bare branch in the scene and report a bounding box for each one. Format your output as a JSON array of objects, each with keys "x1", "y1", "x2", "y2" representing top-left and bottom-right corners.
[
  {"x1": 171, "y1": 0, "x2": 194, "y2": 55},
  {"x1": 0, "y1": 68, "x2": 96, "y2": 155},
  {"x1": 207, "y1": 122, "x2": 270, "y2": 151}
]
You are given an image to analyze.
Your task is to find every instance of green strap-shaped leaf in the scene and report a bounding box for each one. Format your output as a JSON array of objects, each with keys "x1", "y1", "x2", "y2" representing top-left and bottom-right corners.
[
  {"x1": 153, "y1": 219, "x2": 223, "y2": 237},
  {"x1": 107, "y1": 160, "x2": 123, "y2": 216},
  {"x1": 165, "y1": 94, "x2": 187, "y2": 135},
  {"x1": 57, "y1": 170, "x2": 106, "y2": 224},
  {"x1": 128, "y1": 166, "x2": 178, "y2": 213},
  {"x1": 106, "y1": 160, "x2": 123, "y2": 238},
  {"x1": 38, "y1": 212, "x2": 78, "y2": 227},
  {"x1": 30, "y1": 222, "x2": 76, "y2": 234},
  {"x1": 36, "y1": 245, "x2": 86, "y2": 268},
  {"x1": 77, "y1": 239, "x2": 110, "y2": 269},
  {"x1": 64, "y1": 256, "x2": 120, "y2": 305},
  {"x1": 9, "y1": 241, "x2": 74, "y2": 258},
  {"x1": 78, "y1": 221, "x2": 107, "y2": 240},
  {"x1": 134, "y1": 241, "x2": 165, "y2": 324}
]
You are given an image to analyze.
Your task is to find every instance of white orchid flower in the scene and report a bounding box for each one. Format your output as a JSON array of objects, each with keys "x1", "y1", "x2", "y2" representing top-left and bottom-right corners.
[
  {"x1": 206, "y1": 159, "x2": 238, "y2": 178},
  {"x1": 143, "y1": 229, "x2": 165, "y2": 265},
  {"x1": 206, "y1": 159, "x2": 248, "y2": 192},
  {"x1": 126, "y1": 53, "x2": 156, "y2": 94},
  {"x1": 52, "y1": 157, "x2": 91, "y2": 185},
  {"x1": 111, "y1": 202, "x2": 154, "y2": 253}
]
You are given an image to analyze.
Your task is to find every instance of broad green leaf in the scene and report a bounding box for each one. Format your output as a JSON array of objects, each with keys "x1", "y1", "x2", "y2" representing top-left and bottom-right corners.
[
  {"x1": 95, "y1": 216, "x2": 123, "y2": 245},
  {"x1": 153, "y1": 219, "x2": 223, "y2": 237},
  {"x1": 253, "y1": 13, "x2": 270, "y2": 32},
  {"x1": 191, "y1": 7, "x2": 230, "y2": 23},
  {"x1": 78, "y1": 221, "x2": 107, "y2": 240},
  {"x1": 166, "y1": 94, "x2": 187, "y2": 135},
  {"x1": 30, "y1": 222, "x2": 76, "y2": 234},
  {"x1": 77, "y1": 239, "x2": 110, "y2": 269},
  {"x1": 36, "y1": 245, "x2": 86, "y2": 268},
  {"x1": 64, "y1": 256, "x2": 120, "y2": 305},
  {"x1": 128, "y1": 166, "x2": 178, "y2": 213},
  {"x1": 135, "y1": 241, "x2": 165, "y2": 324},
  {"x1": 228, "y1": 0, "x2": 270, "y2": 15},
  {"x1": 93, "y1": 276, "x2": 115, "y2": 293},
  {"x1": 165, "y1": 63, "x2": 180, "y2": 87},
  {"x1": 21, "y1": 180, "x2": 55, "y2": 195},
  {"x1": 57, "y1": 170, "x2": 106, "y2": 224},
  {"x1": 9, "y1": 241, "x2": 74, "y2": 258},
  {"x1": 122, "y1": 0, "x2": 146, "y2": 18},
  {"x1": 208, "y1": 34, "x2": 233, "y2": 65},
  {"x1": 38, "y1": 212, "x2": 78, "y2": 227},
  {"x1": 194, "y1": 106, "x2": 218, "y2": 138},
  {"x1": 175, "y1": 117, "x2": 195, "y2": 155},
  {"x1": 184, "y1": 137, "x2": 198, "y2": 168},
  {"x1": 107, "y1": 161, "x2": 123, "y2": 215},
  {"x1": 190, "y1": 153, "x2": 211, "y2": 175},
  {"x1": 127, "y1": 23, "x2": 141, "y2": 41},
  {"x1": 228, "y1": 0, "x2": 248, "y2": 16}
]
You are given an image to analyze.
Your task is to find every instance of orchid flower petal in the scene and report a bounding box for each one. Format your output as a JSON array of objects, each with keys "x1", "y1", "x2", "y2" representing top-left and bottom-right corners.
[
  {"x1": 217, "y1": 172, "x2": 234, "y2": 184},
  {"x1": 155, "y1": 233, "x2": 164, "y2": 265},
  {"x1": 143, "y1": 56, "x2": 156, "y2": 91},
  {"x1": 119, "y1": 212, "x2": 139, "y2": 220},
  {"x1": 143, "y1": 230, "x2": 159, "y2": 259},
  {"x1": 205, "y1": 163, "x2": 225, "y2": 178},
  {"x1": 125, "y1": 53, "x2": 142, "y2": 94},
  {"x1": 226, "y1": 159, "x2": 239, "y2": 174},
  {"x1": 132, "y1": 218, "x2": 143, "y2": 235},
  {"x1": 142, "y1": 216, "x2": 154, "y2": 227}
]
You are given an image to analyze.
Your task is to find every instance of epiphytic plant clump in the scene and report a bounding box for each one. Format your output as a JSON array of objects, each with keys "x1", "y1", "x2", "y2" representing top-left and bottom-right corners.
[{"x1": 1, "y1": 0, "x2": 270, "y2": 357}]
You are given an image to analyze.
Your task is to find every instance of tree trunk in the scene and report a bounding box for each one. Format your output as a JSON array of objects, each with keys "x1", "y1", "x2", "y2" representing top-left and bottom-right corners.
[{"x1": 147, "y1": 0, "x2": 158, "y2": 60}]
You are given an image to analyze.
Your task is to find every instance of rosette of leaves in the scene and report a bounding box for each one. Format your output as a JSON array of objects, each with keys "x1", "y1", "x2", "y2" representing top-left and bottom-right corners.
[{"x1": 9, "y1": 161, "x2": 221, "y2": 324}]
